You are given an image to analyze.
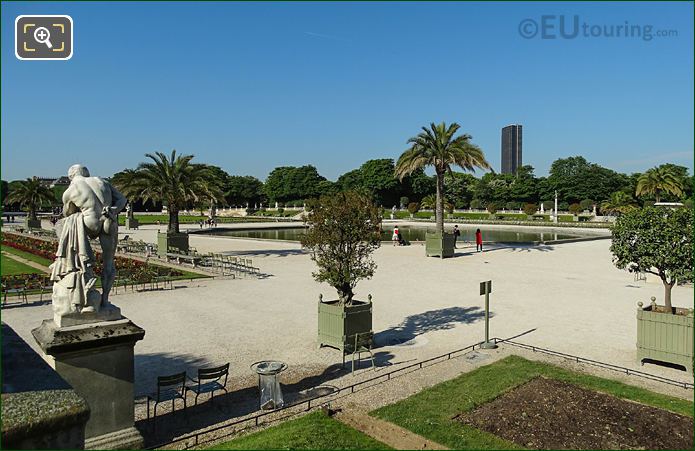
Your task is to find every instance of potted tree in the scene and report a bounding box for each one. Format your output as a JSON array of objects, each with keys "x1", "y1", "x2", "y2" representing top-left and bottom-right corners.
[
  {"x1": 4, "y1": 177, "x2": 55, "y2": 229},
  {"x1": 611, "y1": 206, "x2": 693, "y2": 372},
  {"x1": 112, "y1": 151, "x2": 224, "y2": 256},
  {"x1": 395, "y1": 122, "x2": 490, "y2": 258},
  {"x1": 300, "y1": 191, "x2": 382, "y2": 350},
  {"x1": 407, "y1": 202, "x2": 420, "y2": 219}
]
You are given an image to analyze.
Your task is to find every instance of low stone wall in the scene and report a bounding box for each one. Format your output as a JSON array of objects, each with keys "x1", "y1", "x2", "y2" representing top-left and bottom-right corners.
[{"x1": 1, "y1": 323, "x2": 90, "y2": 449}]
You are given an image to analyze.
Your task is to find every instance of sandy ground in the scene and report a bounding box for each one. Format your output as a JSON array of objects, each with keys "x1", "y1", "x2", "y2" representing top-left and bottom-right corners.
[{"x1": 2, "y1": 223, "x2": 693, "y2": 445}]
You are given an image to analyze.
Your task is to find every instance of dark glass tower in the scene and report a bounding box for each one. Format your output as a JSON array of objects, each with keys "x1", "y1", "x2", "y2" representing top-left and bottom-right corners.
[{"x1": 501, "y1": 124, "x2": 522, "y2": 175}]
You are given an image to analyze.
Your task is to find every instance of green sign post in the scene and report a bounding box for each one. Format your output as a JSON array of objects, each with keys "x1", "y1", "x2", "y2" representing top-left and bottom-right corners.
[{"x1": 479, "y1": 280, "x2": 497, "y2": 349}]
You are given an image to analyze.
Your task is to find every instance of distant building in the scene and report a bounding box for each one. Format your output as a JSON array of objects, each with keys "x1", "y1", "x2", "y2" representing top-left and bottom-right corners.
[{"x1": 501, "y1": 124, "x2": 522, "y2": 175}]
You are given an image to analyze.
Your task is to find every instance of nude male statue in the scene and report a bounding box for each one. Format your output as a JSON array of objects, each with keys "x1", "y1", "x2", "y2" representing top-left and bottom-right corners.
[{"x1": 60, "y1": 164, "x2": 127, "y2": 307}]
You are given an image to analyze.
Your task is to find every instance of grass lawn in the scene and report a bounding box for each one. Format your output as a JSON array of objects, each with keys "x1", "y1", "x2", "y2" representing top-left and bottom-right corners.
[
  {"x1": 208, "y1": 411, "x2": 391, "y2": 450},
  {"x1": 371, "y1": 355, "x2": 693, "y2": 450},
  {"x1": 1, "y1": 254, "x2": 43, "y2": 276},
  {"x1": 1, "y1": 245, "x2": 52, "y2": 267}
]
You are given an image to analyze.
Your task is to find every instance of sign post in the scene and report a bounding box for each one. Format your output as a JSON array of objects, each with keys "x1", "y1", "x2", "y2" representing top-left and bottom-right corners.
[{"x1": 479, "y1": 280, "x2": 497, "y2": 349}]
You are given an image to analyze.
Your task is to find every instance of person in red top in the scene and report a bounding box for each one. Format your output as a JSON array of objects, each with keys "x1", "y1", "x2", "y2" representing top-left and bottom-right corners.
[{"x1": 475, "y1": 228, "x2": 483, "y2": 252}]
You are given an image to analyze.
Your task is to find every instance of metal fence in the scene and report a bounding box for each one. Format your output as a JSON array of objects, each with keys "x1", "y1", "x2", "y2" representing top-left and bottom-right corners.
[{"x1": 147, "y1": 337, "x2": 693, "y2": 450}]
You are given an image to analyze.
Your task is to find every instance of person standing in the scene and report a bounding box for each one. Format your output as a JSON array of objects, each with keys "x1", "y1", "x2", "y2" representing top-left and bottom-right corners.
[
  {"x1": 453, "y1": 225, "x2": 461, "y2": 248},
  {"x1": 475, "y1": 228, "x2": 483, "y2": 252},
  {"x1": 392, "y1": 226, "x2": 400, "y2": 246}
]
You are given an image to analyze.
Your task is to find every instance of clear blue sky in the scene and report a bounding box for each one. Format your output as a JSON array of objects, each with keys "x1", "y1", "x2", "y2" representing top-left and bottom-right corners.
[{"x1": 2, "y1": 1, "x2": 693, "y2": 182}]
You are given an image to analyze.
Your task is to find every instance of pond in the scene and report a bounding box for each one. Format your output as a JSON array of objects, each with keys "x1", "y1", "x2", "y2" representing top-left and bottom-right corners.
[{"x1": 209, "y1": 226, "x2": 580, "y2": 243}]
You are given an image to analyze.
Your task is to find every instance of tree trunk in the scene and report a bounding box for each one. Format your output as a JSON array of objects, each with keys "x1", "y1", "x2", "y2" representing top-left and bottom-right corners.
[
  {"x1": 663, "y1": 280, "x2": 674, "y2": 312},
  {"x1": 435, "y1": 171, "x2": 444, "y2": 234},
  {"x1": 168, "y1": 208, "x2": 179, "y2": 234},
  {"x1": 28, "y1": 206, "x2": 36, "y2": 221}
]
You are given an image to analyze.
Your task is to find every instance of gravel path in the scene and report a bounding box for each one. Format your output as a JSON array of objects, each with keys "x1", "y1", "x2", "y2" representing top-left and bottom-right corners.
[{"x1": 2, "y1": 223, "x2": 692, "y2": 446}]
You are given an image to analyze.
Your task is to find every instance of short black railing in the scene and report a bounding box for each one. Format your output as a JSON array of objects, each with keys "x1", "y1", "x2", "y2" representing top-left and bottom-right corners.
[{"x1": 147, "y1": 337, "x2": 693, "y2": 450}]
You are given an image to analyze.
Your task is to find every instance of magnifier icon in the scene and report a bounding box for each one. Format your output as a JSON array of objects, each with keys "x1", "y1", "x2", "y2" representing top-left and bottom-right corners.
[{"x1": 33, "y1": 26, "x2": 53, "y2": 49}]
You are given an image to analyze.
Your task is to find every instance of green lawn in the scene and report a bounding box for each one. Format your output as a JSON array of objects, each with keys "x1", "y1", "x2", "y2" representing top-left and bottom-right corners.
[
  {"x1": 1, "y1": 254, "x2": 43, "y2": 276},
  {"x1": 371, "y1": 355, "x2": 693, "y2": 450},
  {"x1": 208, "y1": 411, "x2": 391, "y2": 450},
  {"x1": 1, "y1": 245, "x2": 52, "y2": 267}
]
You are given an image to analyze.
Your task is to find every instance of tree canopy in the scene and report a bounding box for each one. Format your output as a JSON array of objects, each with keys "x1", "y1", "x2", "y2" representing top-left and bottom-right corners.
[{"x1": 610, "y1": 207, "x2": 692, "y2": 310}]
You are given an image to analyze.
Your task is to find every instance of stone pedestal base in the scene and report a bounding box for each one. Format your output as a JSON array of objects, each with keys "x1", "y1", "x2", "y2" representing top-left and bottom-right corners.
[
  {"x1": 85, "y1": 426, "x2": 143, "y2": 450},
  {"x1": 125, "y1": 217, "x2": 139, "y2": 230},
  {"x1": 55, "y1": 304, "x2": 122, "y2": 328},
  {"x1": 32, "y1": 317, "x2": 145, "y2": 450}
]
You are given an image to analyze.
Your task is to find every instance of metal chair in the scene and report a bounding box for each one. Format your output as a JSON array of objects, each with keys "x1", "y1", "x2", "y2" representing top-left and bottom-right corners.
[
  {"x1": 146, "y1": 371, "x2": 187, "y2": 425},
  {"x1": 343, "y1": 332, "x2": 376, "y2": 375},
  {"x1": 186, "y1": 363, "x2": 229, "y2": 405}
]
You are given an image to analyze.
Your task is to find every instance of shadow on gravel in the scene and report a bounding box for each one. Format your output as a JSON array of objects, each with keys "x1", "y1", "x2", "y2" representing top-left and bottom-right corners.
[
  {"x1": 221, "y1": 249, "x2": 307, "y2": 257},
  {"x1": 135, "y1": 358, "x2": 378, "y2": 447},
  {"x1": 375, "y1": 306, "x2": 489, "y2": 348}
]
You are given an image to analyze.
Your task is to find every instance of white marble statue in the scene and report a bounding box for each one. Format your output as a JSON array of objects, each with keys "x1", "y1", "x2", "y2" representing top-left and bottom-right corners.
[{"x1": 50, "y1": 164, "x2": 127, "y2": 326}]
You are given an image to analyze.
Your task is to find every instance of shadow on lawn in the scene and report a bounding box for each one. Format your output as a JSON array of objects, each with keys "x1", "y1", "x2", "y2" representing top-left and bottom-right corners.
[{"x1": 375, "y1": 306, "x2": 490, "y2": 347}]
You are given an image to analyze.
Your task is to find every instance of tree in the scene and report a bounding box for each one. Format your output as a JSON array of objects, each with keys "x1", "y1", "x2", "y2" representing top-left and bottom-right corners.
[
  {"x1": 0, "y1": 180, "x2": 8, "y2": 207},
  {"x1": 407, "y1": 202, "x2": 420, "y2": 215},
  {"x1": 548, "y1": 156, "x2": 628, "y2": 202},
  {"x1": 487, "y1": 203, "x2": 498, "y2": 214},
  {"x1": 523, "y1": 203, "x2": 537, "y2": 216},
  {"x1": 610, "y1": 207, "x2": 692, "y2": 310},
  {"x1": 359, "y1": 159, "x2": 401, "y2": 207},
  {"x1": 579, "y1": 198, "x2": 595, "y2": 211},
  {"x1": 336, "y1": 169, "x2": 362, "y2": 192},
  {"x1": 395, "y1": 122, "x2": 490, "y2": 233},
  {"x1": 264, "y1": 165, "x2": 326, "y2": 203},
  {"x1": 300, "y1": 191, "x2": 382, "y2": 306},
  {"x1": 420, "y1": 194, "x2": 453, "y2": 212},
  {"x1": 112, "y1": 151, "x2": 224, "y2": 234},
  {"x1": 600, "y1": 191, "x2": 637, "y2": 216},
  {"x1": 509, "y1": 165, "x2": 538, "y2": 203},
  {"x1": 225, "y1": 175, "x2": 264, "y2": 206},
  {"x1": 445, "y1": 172, "x2": 478, "y2": 208},
  {"x1": 4, "y1": 177, "x2": 55, "y2": 221},
  {"x1": 569, "y1": 203, "x2": 581, "y2": 215},
  {"x1": 636, "y1": 165, "x2": 685, "y2": 203}
]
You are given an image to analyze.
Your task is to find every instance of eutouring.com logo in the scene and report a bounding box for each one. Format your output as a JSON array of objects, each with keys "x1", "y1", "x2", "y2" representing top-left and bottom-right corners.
[{"x1": 518, "y1": 15, "x2": 678, "y2": 41}]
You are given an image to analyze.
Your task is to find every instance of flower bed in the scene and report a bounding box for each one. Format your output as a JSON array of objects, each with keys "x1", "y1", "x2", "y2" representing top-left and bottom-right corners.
[{"x1": 1, "y1": 232, "x2": 184, "y2": 283}]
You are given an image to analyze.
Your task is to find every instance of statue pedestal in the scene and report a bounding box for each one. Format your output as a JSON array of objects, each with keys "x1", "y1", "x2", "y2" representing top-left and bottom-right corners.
[
  {"x1": 125, "y1": 217, "x2": 139, "y2": 230},
  {"x1": 32, "y1": 318, "x2": 145, "y2": 450}
]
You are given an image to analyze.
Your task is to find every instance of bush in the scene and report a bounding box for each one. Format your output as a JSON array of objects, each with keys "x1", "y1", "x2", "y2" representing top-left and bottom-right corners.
[
  {"x1": 300, "y1": 192, "x2": 382, "y2": 305},
  {"x1": 278, "y1": 208, "x2": 284, "y2": 214},
  {"x1": 470, "y1": 199, "x2": 482, "y2": 209},
  {"x1": 683, "y1": 198, "x2": 693, "y2": 209},
  {"x1": 579, "y1": 199, "x2": 595, "y2": 211},
  {"x1": 569, "y1": 203, "x2": 582, "y2": 215},
  {"x1": 505, "y1": 201, "x2": 520, "y2": 211},
  {"x1": 407, "y1": 202, "x2": 420, "y2": 214},
  {"x1": 399, "y1": 197, "x2": 409, "y2": 208},
  {"x1": 523, "y1": 203, "x2": 538, "y2": 216},
  {"x1": 486, "y1": 203, "x2": 498, "y2": 214},
  {"x1": 558, "y1": 202, "x2": 569, "y2": 211},
  {"x1": 542, "y1": 201, "x2": 554, "y2": 211}
]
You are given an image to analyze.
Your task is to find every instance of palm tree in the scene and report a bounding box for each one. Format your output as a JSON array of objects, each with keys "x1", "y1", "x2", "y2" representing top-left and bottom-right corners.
[
  {"x1": 112, "y1": 151, "x2": 225, "y2": 234},
  {"x1": 636, "y1": 165, "x2": 685, "y2": 203},
  {"x1": 395, "y1": 122, "x2": 490, "y2": 233},
  {"x1": 420, "y1": 194, "x2": 453, "y2": 212},
  {"x1": 4, "y1": 177, "x2": 55, "y2": 221},
  {"x1": 601, "y1": 191, "x2": 637, "y2": 216}
]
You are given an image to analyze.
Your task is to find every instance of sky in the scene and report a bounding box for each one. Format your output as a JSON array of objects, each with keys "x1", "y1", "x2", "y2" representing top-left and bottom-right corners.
[{"x1": 1, "y1": 1, "x2": 693, "y2": 182}]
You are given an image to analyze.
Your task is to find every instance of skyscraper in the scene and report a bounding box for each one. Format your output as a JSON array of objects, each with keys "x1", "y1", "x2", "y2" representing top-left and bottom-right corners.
[{"x1": 501, "y1": 124, "x2": 522, "y2": 175}]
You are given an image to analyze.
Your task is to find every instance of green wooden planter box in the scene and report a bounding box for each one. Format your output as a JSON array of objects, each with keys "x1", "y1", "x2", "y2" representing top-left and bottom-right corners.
[
  {"x1": 318, "y1": 297, "x2": 372, "y2": 351},
  {"x1": 637, "y1": 302, "x2": 694, "y2": 372},
  {"x1": 25, "y1": 218, "x2": 42, "y2": 229},
  {"x1": 425, "y1": 231, "x2": 455, "y2": 258},
  {"x1": 157, "y1": 232, "x2": 189, "y2": 257}
]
